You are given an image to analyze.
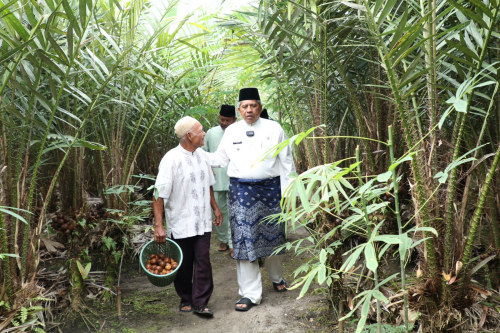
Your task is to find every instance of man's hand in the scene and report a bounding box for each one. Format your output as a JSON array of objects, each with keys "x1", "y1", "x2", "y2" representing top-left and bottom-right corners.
[
  {"x1": 209, "y1": 186, "x2": 223, "y2": 226},
  {"x1": 213, "y1": 207, "x2": 223, "y2": 227},
  {"x1": 154, "y1": 224, "x2": 166, "y2": 243}
]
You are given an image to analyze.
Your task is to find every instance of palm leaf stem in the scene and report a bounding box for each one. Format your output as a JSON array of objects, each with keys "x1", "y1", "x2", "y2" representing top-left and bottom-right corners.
[
  {"x1": 420, "y1": 0, "x2": 439, "y2": 181},
  {"x1": 389, "y1": 125, "x2": 409, "y2": 332}
]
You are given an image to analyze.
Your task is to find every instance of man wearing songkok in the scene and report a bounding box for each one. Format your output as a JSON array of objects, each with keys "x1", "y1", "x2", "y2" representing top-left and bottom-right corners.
[
  {"x1": 260, "y1": 108, "x2": 269, "y2": 119},
  {"x1": 203, "y1": 105, "x2": 237, "y2": 257},
  {"x1": 207, "y1": 88, "x2": 296, "y2": 311},
  {"x1": 153, "y1": 116, "x2": 223, "y2": 318}
]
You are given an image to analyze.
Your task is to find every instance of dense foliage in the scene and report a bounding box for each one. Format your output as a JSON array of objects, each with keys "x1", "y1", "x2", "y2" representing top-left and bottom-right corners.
[{"x1": 1, "y1": 0, "x2": 499, "y2": 332}]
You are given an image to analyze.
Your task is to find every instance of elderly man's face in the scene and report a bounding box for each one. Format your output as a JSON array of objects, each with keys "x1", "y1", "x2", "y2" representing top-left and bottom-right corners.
[
  {"x1": 187, "y1": 122, "x2": 206, "y2": 147},
  {"x1": 238, "y1": 100, "x2": 262, "y2": 124}
]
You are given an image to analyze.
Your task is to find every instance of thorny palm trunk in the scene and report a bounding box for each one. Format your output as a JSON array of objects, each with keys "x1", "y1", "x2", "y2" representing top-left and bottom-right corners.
[
  {"x1": 444, "y1": 1, "x2": 500, "y2": 278},
  {"x1": 362, "y1": 0, "x2": 439, "y2": 277},
  {"x1": 459, "y1": 142, "x2": 500, "y2": 294}
]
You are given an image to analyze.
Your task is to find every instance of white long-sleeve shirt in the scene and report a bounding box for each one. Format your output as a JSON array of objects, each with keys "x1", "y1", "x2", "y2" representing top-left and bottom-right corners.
[
  {"x1": 203, "y1": 117, "x2": 296, "y2": 195},
  {"x1": 155, "y1": 145, "x2": 215, "y2": 239}
]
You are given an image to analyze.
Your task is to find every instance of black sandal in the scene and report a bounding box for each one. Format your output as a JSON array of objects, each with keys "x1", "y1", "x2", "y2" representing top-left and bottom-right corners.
[
  {"x1": 235, "y1": 297, "x2": 256, "y2": 312},
  {"x1": 179, "y1": 302, "x2": 192, "y2": 312},
  {"x1": 273, "y1": 279, "x2": 287, "y2": 292},
  {"x1": 193, "y1": 305, "x2": 213, "y2": 318}
]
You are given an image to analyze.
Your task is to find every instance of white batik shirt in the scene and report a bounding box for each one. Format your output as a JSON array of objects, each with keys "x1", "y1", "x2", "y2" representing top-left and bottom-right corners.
[
  {"x1": 204, "y1": 117, "x2": 296, "y2": 196},
  {"x1": 155, "y1": 145, "x2": 215, "y2": 239}
]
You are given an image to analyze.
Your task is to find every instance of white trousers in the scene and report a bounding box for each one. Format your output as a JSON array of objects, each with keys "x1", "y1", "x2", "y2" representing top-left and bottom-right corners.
[{"x1": 235, "y1": 255, "x2": 283, "y2": 304}]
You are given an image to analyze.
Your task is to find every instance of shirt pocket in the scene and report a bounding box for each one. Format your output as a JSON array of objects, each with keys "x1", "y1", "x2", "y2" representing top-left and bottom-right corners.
[{"x1": 260, "y1": 135, "x2": 279, "y2": 157}]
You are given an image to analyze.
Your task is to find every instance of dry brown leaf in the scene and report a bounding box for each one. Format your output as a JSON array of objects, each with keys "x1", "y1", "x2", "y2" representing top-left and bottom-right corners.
[
  {"x1": 346, "y1": 264, "x2": 361, "y2": 279},
  {"x1": 478, "y1": 305, "x2": 488, "y2": 329},
  {"x1": 348, "y1": 294, "x2": 354, "y2": 310},
  {"x1": 447, "y1": 275, "x2": 457, "y2": 285},
  {"x1": 416, "y1": 263, "x2": 422, "y2": 278},
  {"x1": 470, "y1": 285, "x2": 492, "y2": 297},
  {"x1": 40, "y1": 237, "x2": 65, "y2": 253}
]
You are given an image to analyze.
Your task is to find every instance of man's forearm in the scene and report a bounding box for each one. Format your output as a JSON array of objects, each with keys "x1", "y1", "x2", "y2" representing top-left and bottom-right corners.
[
  {"x1": 152, "y1": 197, "x2": 164, "y2": 226},
  {"x1": 209, "y1": 186, "x2": 218, "y2": 210}
]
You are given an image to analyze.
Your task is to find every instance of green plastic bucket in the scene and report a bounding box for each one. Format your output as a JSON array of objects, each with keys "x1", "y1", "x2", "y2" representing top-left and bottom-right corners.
[{"x1": 139, "y1": 239, "x2": 183, "y2": 287}]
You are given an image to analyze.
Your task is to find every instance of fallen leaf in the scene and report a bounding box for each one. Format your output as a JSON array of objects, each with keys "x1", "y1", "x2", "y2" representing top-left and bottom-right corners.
[
  {"x1": 348, "y1": 294, "x2": 354, "y2": 310},
  {"x1": 40, "y1": 237, "x2": 65, "y2": 253},
  {"x1": 479, "y1": 305, "x2": 488, "y2": 328},
  {"x1": 470, "y1": 285, "x2": 492, "y2": 297}
]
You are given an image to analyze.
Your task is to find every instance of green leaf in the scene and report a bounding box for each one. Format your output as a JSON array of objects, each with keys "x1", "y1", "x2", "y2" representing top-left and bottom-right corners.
[
  {"x1": 83, "y1": 262, "x2": 91, "y2": 277},
  {"x1": 62, "y1": 0, "x2": 82, "y2": 37},
  {"x1": 76, "y1": 260, "x2": 91, "y2": 279},
  {"x1": 341, "y1": 245, "x2": 364, "y2": 272},
  {"x1": 398, "y1": 234, "x2": 412, "y2": 261},
  {"x1": 364, "y1": 242, "x2": 378, "y2": 272},
  {"x1": 375, "y1": 273, "x2": 400, "y2": 288},
  {"x1": 355, "y1": 295, "x2": 372, "y2": 333},
  {"x1": 79, "y1": 0, "x2": 87, "y2": 28},
  {"x1": 298, "y1": 267, "x2": 318, "y2": 299},
  {"x1": 388, "y1": 155, "x2": 414, "y2": 171},
  {"x1": 434, "y1": 170, "x2": 448, "y2": 184},
  {"x1": 341, "y1": 1, "x2": 366, "y2": 11},
  {"x1": 453, "y1": 97, "x2": 467, "y2": 112},
  {"x1": 373, "y1": 235, "x2": 401, "y2": 244},
  {"x1": 376, "y1": 0, "x2": 398, "y2": 27},
  {"x1": 0, "y1": 1, "x2": 29, "y2": 41},
  {"x1": 372, "y1": 290, "x2": 389, "y2": 303},
  {"x1": 412, "y1": 226, "x2": 438, "y2": 236},
  {"x1": 317, "y1": 264, "x2": 327, "y2": 284},
  {"x1": 319, "y1": 249, "x2": 327, "y2": 264},
  {"x1": 0, "y1": 253, "x2": 19, "y2": 259},
  {"x1": 0, "y1": 206, "x2": 31, "y2": 224},
  {"x1": 376, "y1": 171, "x2": 392, "y2": 182}
]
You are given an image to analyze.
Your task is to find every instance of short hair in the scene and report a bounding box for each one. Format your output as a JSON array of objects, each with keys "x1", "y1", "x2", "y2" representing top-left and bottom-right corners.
[{"x1": 237, "y1": 100, "x2": 262, "y2": 108}]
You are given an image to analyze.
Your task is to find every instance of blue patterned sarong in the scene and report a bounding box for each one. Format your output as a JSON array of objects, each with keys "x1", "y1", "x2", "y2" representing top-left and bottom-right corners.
[{"x1": 229, "y1": 176, "x2": 285, "y2": 262}]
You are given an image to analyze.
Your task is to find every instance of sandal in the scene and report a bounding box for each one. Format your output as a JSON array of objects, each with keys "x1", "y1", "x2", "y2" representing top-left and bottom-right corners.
[
  {"x1": 193, "y1": 305, "x2": 213, "y2": 318},
  {"x1": 273, "y1": 279, "x2": 287, "y2": 292},
  {"x1": 179, "y1": 302, "x2": 192, "y2": 312},
  {"x1": 235, "y1": 297, "x2": 256, "y2": 312}
]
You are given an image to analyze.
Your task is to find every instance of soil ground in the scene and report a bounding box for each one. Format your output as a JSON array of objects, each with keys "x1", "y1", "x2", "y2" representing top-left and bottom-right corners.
[{"x1": 61, "y1": 226, "x2": 336, "y2": 333}]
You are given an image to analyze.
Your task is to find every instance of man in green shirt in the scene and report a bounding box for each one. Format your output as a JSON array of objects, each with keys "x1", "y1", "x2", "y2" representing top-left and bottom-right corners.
[{"x1": 203, "y1": 105, "x2": 237, "y2": 256}]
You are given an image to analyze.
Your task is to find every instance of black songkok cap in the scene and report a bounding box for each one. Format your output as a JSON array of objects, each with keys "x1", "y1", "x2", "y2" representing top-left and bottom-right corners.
[
  {"x1": 238, "y1": 87, "x2": 261, "y2": 101},
  {"x1": 220, "y1": 104, "x2": 236, "y2": 117},
  {"x1": 261, "y1": 109, "x2": 269, "y2": 119}
]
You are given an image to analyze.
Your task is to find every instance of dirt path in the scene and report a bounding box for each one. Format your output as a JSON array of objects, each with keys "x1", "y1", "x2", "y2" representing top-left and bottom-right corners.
[{"x1": 64, "y1": 227, "x2": 334, "y2": 332}]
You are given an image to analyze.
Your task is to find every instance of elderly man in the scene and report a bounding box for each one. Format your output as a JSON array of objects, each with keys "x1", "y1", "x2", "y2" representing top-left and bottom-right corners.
[
  {"x1": 203, "y1": 105, "x2": 237, "y2": 256},
  {"x1": 207, "y1": 88, "x2": 296, "y2": 311},
  {"x1": 153, "y1": 116, "x2": 222, "y2": 318}
]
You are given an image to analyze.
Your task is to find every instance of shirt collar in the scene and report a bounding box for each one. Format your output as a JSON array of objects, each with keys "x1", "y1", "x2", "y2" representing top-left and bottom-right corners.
[
  {"x1": 245, "y1": 117, "x2": 261, "y2": 127},
  {"x1": 178, "y1": 144, "x2": 197, "y2": 155}
]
